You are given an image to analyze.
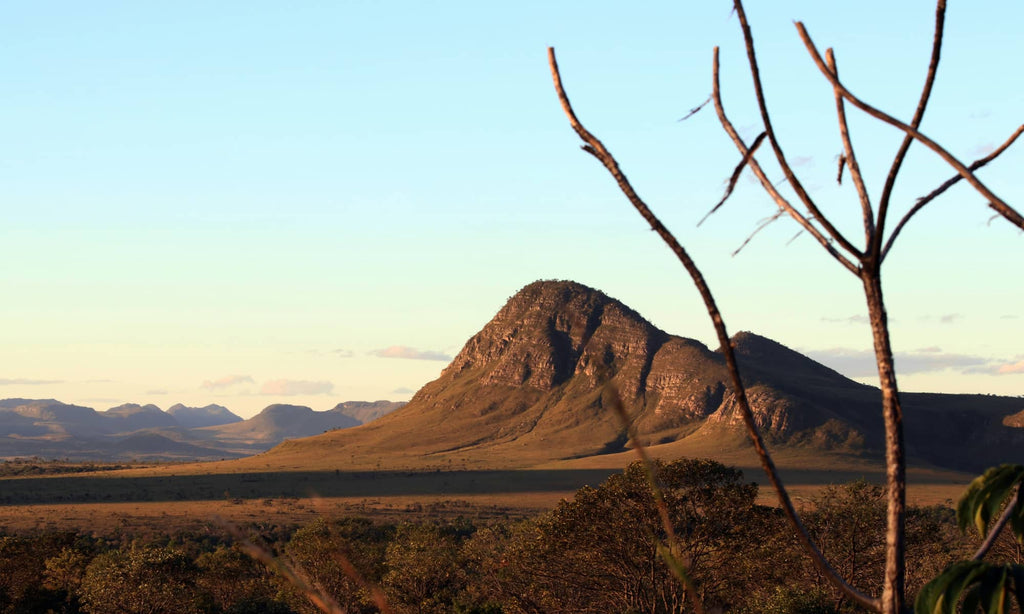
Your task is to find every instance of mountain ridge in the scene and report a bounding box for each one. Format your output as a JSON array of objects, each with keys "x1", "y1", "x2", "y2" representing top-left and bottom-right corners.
[{"x1": 265, "y1": 280, "x2": 1023, "y2": 473}]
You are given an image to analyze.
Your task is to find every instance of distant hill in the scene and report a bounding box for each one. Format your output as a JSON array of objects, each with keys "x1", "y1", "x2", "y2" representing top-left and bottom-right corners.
[
  {"x1": 166, "y1": 403, "x2": 242, "y2": 428},
  {"x1": 0, "y1": 398, "x2": 386, "y2": 461},
  {"x1": 264, "y1": 280, "x2": 1024, "y2": 473},
  {"x1": 200, "y1": 404, "x2": 361, "y2": 446}
]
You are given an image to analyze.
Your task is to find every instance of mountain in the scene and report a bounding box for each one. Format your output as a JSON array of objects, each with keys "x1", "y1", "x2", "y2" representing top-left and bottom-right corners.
[
  {"x1": 329, "y1": 400, "x2": 405, "y2": 424},
  {"x1": 104, "y1": 403, "x2": 179, "y2": 431},
  {"x1": 266, "y1": 280, "x2": 1024, "y2": 472},
  {"x1": 166, "y1": 403, "x2": 242, "y2": 428},
  {"x1": 200, "y1": 404, "x2": 361, "y2": 446},
  {"x1": 0, "y1": 399, "x2": 374, "y2": 461}
]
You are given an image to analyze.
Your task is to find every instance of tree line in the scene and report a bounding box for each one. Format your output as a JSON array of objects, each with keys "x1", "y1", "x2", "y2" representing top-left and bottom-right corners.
[{"x1": 2, "y1": 458, "x2": 1017, "y2": 614}]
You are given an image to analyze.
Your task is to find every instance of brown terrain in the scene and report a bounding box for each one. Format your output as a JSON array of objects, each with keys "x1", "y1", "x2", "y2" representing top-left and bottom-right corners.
[{"x1": 2, "y1": 280, "x2": 1021, "y2": 533}]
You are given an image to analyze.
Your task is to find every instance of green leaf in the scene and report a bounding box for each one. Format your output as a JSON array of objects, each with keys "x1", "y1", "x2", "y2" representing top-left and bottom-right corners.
[
  {"x1": 917, "y1": 561, "x2": 989, "y2": 614},
  {"x1": 979, "y1": 566, "x2": 1007, "y2": 614},
  {"x1": 943, "y1": 562, "x2": 990, "y2": 614},
  {"x1": 957, "y1": 465, "x2": 1024, "y2": 536}
]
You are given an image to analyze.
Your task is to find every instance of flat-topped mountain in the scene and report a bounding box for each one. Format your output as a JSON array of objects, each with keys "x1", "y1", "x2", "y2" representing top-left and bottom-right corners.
[{"x1": 267, "y1": 280, "x2": 1024, "y2": 472}]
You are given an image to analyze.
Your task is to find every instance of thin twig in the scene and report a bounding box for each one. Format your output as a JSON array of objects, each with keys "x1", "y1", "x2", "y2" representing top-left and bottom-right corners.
[
  {"x1": 699, "y1": 131, "x2": 768, "y2": 226},
  {"x1": 220, "y1": 519, "x2": 346, "y2": 614},
  {"x1": 680, "y1": 95, "x2": 712, "y2": 122},
  {"x1": 874, "y1": 0, "x2": 947, "y2": 262},
  {"x1": 882, "y1": 124, "x2": 1024, "y2": 261},
  {"x1": 712, "y1": 46, "x2": 859, "y2": 275},
  {"x1": 826, "y1": 49, "x2": 874, "y2": 245},
  {"x1": 796, "y1": 22, "x2": 1024, "y2": 232},
  {"x1": 605, "y1": 383, "x2": 706, "y2": 614},
  {"x1": 836, "y1": 154, "x2": 847, "y2": 185},
  {"x1": 731, "y1": 0, "x2": 864, "y2": 261},
  {"x1": 971, "y1": 485, "x2": 1021, "y2": 562},
  {"x1": 732, "y1": 209, "x2": 785, "y2": 257},
  {"x1": 549, "y1": 45, "x2": 879, "y2": 613}
]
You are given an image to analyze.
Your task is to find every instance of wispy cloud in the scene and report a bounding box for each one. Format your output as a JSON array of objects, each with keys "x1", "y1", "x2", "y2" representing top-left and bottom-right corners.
[
  {"x1": 939, "y1": 313, "x2": 962, "y2": 324},
  {"x1": 145, "y1": 389, "x2": 169, "y2": 395},
  {"x1": 371, "y1": 346, "x2": 451, "y2": 362},
  {"x1": 200, "y1": 375, "x2": 255, "y2": 391},
  {"x1": 333, "y1": 349, "x2": 354, "y2": 358},
  {"x1": 791, "y1": 155, "x2": 814, "y2": 167},
  {"x1": 995, "y1": 360, "x2": 1024, "y2": 375},
  {"x1": 392, "y1": 386, "x2": 415, "y2": 394},
  {"x1": 260, "y1": 380, "x2": 334, "y2": 396},
  {"x1": 806, "y1": 347, "x2": 993, "y2": 378},
  {"x1": 1000, "y1": 315, "x2": 1019, "y2": 320},
  {"x1": 0, "y1": 378, "x2": 63, "y2": 386},
  {"x1": 820, "y1": 314, "x2": 870, "y2": 325}
]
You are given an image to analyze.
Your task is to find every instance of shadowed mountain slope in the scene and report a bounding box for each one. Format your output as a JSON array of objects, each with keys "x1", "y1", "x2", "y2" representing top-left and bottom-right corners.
[
  {"x1": 264, "y1": 280, "x2": 1024, "y2": 473},
  {"x1": 166, "y1": 403, "x2": 242, "y2": 428}
]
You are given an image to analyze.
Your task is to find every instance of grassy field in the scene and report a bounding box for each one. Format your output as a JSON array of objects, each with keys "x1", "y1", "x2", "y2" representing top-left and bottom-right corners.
[{"x1": 0, "y1": 439, "x2": 975, "y2": 536}]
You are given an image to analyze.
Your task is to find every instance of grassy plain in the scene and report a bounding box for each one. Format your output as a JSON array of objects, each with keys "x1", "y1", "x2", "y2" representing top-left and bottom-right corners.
[{"x1": 0, "y1": 436, "x2": 974, "y2": 536}]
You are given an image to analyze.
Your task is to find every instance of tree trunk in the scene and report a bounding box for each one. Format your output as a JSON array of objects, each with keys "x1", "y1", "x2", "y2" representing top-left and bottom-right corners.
[{"x1": 861, "y1": 269, "x2": 906, "y2": 614}]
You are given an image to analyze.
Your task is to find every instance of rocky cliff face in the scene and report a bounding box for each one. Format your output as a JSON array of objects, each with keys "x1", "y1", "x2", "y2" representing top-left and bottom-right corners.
[
  {"x1": 351, "y1": 280, "x2": 891, "y2": 461},
  {"x1": 272, "y1": 279, "x2": 1023, "y2": 471}
]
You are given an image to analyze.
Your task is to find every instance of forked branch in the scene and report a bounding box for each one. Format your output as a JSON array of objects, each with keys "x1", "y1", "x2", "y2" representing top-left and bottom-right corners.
[
  {"x1": 548, "y1": 46, "x2": 879, "y2": 613},
  {"x1": 731, "y1": 1, "x2": 864, "y2": 261},
  {"x1": 882, "y1": 125, "x2": 1024, "y2": 261},
  {"x1": 796, "y1": 23, "x2": 1024, "y2": 232},
  {"x1": 826, "y1": 49, "x2": 874, "y2": 245},
  {"x1": 875, "y1": 0, "x2": 947, "y2": 261},
  {"x1": 711, "y1": 47, "x2": 859, "y2": 275}
]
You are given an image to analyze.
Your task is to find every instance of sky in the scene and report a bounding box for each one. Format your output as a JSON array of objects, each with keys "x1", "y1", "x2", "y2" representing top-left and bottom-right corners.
[{"x1": 1, "y1": 1, "x2": 1021, "y2": 419}]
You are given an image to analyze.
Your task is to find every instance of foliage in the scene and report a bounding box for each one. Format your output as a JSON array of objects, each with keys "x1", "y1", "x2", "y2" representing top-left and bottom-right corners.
[
  {"x1": 79, "y1": 545, "x2": 204, "y2": 614},
  {"x1": 467, "y1": 458, "x2": 763, "y2": 613},
  {"x1": 282, "y1": 517, "x2": 393, "y2": 614},
  {"x1": 915, "y1": 466, "x2": 1024, "y2": 614}
]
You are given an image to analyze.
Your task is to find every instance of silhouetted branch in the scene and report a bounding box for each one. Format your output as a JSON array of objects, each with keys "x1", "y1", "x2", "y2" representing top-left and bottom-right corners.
[
  {"x1": 796, "y1": 22, "x2": 1024, "y2": 232},
  {"x1": 882, "y1": 124, "x2": 1024, "y2": 261},
  {"x1": 731, "y1": 0, "x2": 864, "y2": 261},
  {"x1": 836, "y1": 154, "x2": 847, "y2": 185},
  {"x1": 699, "y1": 131, "x2": 767, "y2": 226},
  {"x1": 826, "y1": 49, "x2": 874, "y2": 244},
  {"x1": 712, "y1": 46, "x2": 859, "y2": 274},
  {"x1": 548, "y1": 45, "x2": 878, "y2": 614},
  {"x1": 874, "y1": 0, "x2": 947, "y2": 261},
  {"x1": 679, "y1": 95, "x2": 712, "y2": 122},
  {"x1": 732, "y1": 209, "x2": 785, "y2": 257}
]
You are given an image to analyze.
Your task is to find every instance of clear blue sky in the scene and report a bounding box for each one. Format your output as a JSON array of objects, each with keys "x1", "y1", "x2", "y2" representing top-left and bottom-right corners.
[{"x1": 2, "y1": 1, "x2": 1021, "y2": 418}]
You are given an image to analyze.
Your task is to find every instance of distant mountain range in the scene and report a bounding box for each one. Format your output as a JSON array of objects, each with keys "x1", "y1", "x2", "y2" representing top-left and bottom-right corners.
[
  {"x1": 0, "y1": 399, "x2": 404, "y2": 461},
  {"x1": 260, "y1": 280, "x2": 1024, "y2": 473}
]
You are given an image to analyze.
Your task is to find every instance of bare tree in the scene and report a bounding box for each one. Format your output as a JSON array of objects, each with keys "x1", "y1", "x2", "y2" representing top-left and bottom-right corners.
[{"x1": 548, "y1": 1, "x2": 1023, "y2": 612}]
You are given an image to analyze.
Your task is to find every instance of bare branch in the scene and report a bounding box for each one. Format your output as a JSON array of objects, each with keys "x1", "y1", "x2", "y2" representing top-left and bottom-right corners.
[
  {"x1": 826, "y1": 49, "x2": 874, "y2": 245},
  {"x1": 712, "y1": 46, "x2": 860, "y2": 275},
  {"x1": 549, "y1": 45, "x2": 879, "y2": 613},
  {"x1": 882, "y1": 124, "x2": 1024, "y2": 261},
  {"x1": 732, "y1": 209, "x2": 785, "y2": 257},
  {"x1": 971, "y1": 484, "x2": 1021, "y2": 562},
  {"x1": 874, "y1": 0, "x2": 947, "y2": 261},
  {"x1": 680, "y1": 95, "x2": 712, "y2": 122},
  {"x1": 796, "y1": 22, "x2": 1024, "y2": 232},
  {"x1": 699, "y1": 131, "x2": 768, "y2": 227},
  {"x1": 731, "y1": 0, "x2": 864, "y2": 260},
  {"x1": 836, "y1": 154, "x2": 847, "y2": 185}
]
